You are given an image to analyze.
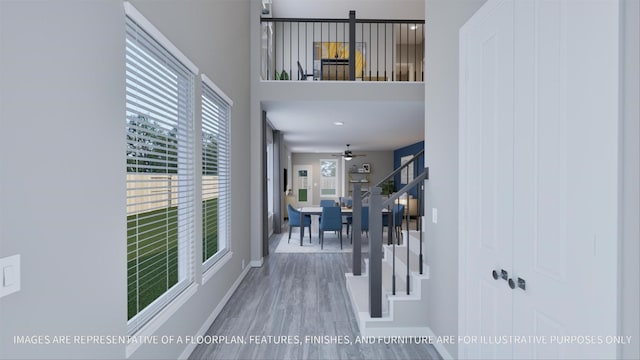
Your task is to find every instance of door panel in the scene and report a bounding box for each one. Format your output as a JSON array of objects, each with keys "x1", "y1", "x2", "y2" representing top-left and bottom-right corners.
[
  {"x1": 293, "y1": 165, "x2": 313, "y2": 207},
  {"x1": 462, "y1": 0, "x2": 619, "y2": 359},
  {"x1": 512, "y1": 0, "x2": 618, "y2": 359},
  {"x1": 459, "y1": 1, "x2": 515, "y2": 358}
]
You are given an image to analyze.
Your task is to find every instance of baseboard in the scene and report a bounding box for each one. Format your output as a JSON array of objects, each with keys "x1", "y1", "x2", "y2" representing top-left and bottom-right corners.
[
  {"x1": 425, "y1": 327, "x2": 454, "y2": 360},
  {"x1": 250, "y1": 258, "x2": 264, "y2": 267},
  {"x1": 178, "y1": 263, "x2": 252, "y2": 360}
]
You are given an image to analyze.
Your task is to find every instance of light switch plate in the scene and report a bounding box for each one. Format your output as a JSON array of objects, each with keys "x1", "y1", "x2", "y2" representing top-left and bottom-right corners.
[{"x1": 0, "y1": 254, "x2": 21, "y2": 298}]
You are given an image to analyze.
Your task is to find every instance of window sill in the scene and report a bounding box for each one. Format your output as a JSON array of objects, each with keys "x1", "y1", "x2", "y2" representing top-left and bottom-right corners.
[
  {"x1": 203, "y1": 250, "x2": 233, "y2": 284},
  {"x1": 126, "y1": 283, "x2": 198, "y2": 358}
]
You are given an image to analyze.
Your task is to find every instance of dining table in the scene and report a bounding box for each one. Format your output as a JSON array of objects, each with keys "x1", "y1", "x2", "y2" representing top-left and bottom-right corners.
[{"x1": 296, "y1": 206, "x2": 389, "y2": 246}]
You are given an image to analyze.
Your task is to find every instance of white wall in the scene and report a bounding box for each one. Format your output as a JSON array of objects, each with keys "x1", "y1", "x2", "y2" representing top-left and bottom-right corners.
[
  {"x1": 423, "y1": 0, "x2": 485, "y2": 358},
  {"x1": 0, "y1": 1, "x2": 126, "y2": 358},
  {"x1": 291, "y1": 151, "x2": 393, "y2": 204},
  {"x1": 0, "y1": 0, "x2": 251, "y2": 359},
  {"x1": 621, "y1": 0, "x2": 640, "y2": 358}
]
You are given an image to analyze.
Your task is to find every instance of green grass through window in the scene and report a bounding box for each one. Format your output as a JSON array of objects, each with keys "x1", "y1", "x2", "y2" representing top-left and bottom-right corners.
[{"x1": 127, "y1": 198, "x2": 219, "y2": 320}]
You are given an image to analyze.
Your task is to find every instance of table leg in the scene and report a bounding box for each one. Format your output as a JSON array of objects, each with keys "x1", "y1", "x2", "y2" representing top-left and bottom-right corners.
[{"x1": 300, "y1": 211, "x2": 304, "y2": 246}]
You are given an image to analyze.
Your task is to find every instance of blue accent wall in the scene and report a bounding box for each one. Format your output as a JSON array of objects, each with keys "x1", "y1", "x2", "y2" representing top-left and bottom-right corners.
[{"x1": 393, "y1": 141, "x2": 424, "y2": 197}]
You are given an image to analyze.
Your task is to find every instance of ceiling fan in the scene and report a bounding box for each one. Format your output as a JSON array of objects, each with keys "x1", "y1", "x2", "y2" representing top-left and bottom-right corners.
[{"x1": 332, "y1": 144, "x2": 366, "y2": 161}]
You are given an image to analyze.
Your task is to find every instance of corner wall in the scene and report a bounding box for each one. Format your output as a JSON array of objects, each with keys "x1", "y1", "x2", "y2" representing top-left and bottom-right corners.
[
  {"x1": 0, "y1": 1, "x2": 251, "y2": 359},
  {"x1": 423, "y1": 0, "x2": 485, "y2": 358},
  {"x1": 621, "y1": 0, "x2": 640, "y2": 358}
]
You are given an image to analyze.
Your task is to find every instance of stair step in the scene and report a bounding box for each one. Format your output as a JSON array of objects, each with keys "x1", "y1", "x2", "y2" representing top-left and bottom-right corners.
[{"x1": 346, "y1": 273, "x2": 389, "y2": 316}]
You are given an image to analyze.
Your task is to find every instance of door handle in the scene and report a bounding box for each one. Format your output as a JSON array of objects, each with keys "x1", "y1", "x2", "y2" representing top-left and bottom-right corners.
[
  {"x1": 508, "y1": 277, "x2": 526, "y2": 291},
  {"x1": 492, "y1": 270, "x2": 499, "y2": 280},
  {"x1": 491, "y1": 269, "x2": 509, "y2": 281}
]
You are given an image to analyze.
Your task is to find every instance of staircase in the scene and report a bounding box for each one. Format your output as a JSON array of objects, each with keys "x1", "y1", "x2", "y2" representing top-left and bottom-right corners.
[
  {"x1": 346, "y1": 229, "x2": 431, "y2": 336},
  {"x1": 344, "y1": 149, "x2": 431, "y2": 337}
]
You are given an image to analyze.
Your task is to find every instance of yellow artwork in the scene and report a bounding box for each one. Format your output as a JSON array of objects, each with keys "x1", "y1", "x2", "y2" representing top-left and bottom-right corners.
[{"x1": 314, "y1": 42, "x2": 366, "y2": 78}]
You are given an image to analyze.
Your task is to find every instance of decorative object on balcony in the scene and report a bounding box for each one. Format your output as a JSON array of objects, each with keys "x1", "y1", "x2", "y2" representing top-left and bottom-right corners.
[
  {"x1": 275, "y1": 70, "x2": 289, "y2": 80},
  {"x1": 314, "y1": 42, "x2": 366, "y2": 80}
]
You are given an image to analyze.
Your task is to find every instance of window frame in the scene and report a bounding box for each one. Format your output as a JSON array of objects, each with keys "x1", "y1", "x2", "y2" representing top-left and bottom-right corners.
[
  {"x1": 200, "y1": 74, "x2": 233, "y2": 272},
  {"x1": 124, "y1": 2, "x2": 198, "y2": 336}
]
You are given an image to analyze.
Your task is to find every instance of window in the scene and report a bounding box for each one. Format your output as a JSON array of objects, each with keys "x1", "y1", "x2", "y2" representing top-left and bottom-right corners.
[
  {"x1": 125, "y1": 5, "x2": 197, "y2": 335},
  {"x1": 320, "y1": 159, "x2": 338, "y2": 196},
  {"x1": 201, "y1": 75, "x2": 232, "y2": 270}
]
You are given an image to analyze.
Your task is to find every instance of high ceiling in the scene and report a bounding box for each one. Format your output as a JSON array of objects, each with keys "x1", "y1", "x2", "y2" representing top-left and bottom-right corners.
[
  {"x1": 264, "y1": 100, "x2": 424, "y2": 153},
  {"x1": 264, "y1": 0, "x2": 426, "y2": 154}
]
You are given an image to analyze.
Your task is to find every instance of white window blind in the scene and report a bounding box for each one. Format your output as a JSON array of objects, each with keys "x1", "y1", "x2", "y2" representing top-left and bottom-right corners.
[
  {"x1": 201, "y1": 75, "x2": 232, "y2": 270},
  {"x1": 125, "y1": 12, "x2": 196, "y2": 335}
]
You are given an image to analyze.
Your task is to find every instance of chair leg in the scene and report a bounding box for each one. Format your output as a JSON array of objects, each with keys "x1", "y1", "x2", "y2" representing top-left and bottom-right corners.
[
  {"x1": 308, "y1": 225, "x2": 312, "y2": 243},
  {"x1": 288, "y1": 226, "x2": 292, "y2": 243},
  {"x1": 339, "y1": 231, "x2": 343, "y2": 249},
  {"x1": 320, "y1": 231, "x2": 323, "y2": 249}
]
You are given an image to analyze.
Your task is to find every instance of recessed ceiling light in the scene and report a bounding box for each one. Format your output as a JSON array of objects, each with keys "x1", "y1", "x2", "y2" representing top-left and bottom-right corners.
[{"x1": 333, "y1": 121, "x2": 344, "y2": 126}]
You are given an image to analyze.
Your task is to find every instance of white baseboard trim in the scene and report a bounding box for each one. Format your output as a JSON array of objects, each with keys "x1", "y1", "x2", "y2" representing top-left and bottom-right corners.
[
  {"x1": 250, "y1": 258, "x2": 264, "y2": 267},
  {"x1": 178, "y1": 263, "x2": 252, "y2": 360},
  {"x1": 425, "y1": 327, "x2": 454, "y2": 360}
]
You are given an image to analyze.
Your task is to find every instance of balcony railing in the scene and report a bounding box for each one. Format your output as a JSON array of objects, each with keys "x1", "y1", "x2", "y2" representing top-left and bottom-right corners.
[{"x1": 260, "y1": 11, "x2": 424, "y2": 82}]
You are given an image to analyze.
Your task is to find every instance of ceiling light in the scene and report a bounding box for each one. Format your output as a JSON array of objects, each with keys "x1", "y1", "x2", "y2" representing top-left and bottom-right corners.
[
  {"x1": 333, "y1": 121, "x2": 344, "y2": 126},
  {"x1": 344, "y1": 154, "x2": 353, "y2": 161}
]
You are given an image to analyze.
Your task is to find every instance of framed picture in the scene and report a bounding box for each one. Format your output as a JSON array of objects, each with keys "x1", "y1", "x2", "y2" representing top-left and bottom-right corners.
[{"x1": 362, "y1": 163, "x2": 371, "y2": 173}]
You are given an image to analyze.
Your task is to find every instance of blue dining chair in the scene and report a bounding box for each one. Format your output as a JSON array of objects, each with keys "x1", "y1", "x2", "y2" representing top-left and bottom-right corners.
[
  {"x1": 287, "y1": 204, "x2": 312, "y2": 243},
  {"x1": 318, "y1": 199, "x2": 337, "y2": 231},
  {"x1": 319, "y1": 199, "x2": 336, "y2": 207},
  {"x1": 319, "y1": 206, "x2": 343, "y2": 249},
  {"x1": 383, "y1": 204, "x2": 405, "y2": 244}
]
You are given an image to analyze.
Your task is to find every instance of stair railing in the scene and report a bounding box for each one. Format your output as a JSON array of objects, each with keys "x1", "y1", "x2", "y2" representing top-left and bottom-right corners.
[
  {"x1": 351, "y1": 150, "x2": 424, "y2": 270},
  {"x1": 349, "y1": 150, "x2": 427, "y2": 317},
  {"x1": 368, "y1": 170, "x2": 428, "y2": 317}
]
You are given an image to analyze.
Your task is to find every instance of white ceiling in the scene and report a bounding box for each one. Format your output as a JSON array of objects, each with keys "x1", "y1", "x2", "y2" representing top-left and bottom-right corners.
[{"x1": 264, "y1": 100, "x2": 424, "y2": 153}]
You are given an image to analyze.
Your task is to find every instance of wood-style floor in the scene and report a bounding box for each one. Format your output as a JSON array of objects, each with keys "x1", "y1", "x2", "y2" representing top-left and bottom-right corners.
[{"x1": 188, "y1": 229, "x2": 442, "y2": 360}]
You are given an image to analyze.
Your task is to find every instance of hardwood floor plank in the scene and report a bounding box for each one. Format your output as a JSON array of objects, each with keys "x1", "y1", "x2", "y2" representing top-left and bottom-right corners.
[{"x1": 188, "y1": 232, "x2": 442, "y2": 360}]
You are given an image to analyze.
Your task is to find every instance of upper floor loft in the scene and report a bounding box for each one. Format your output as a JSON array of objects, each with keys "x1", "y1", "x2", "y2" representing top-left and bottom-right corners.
[{"x1": 260, "y1": 10, "x2": 425, "y2": 83}]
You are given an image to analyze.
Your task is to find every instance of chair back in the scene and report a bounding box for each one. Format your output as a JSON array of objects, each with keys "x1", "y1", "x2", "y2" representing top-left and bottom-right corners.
[
  {"x1": 339, "y1": 197, "x2": 353, "y2": 207},
  {"x1": 320, "y1": 206, "x2": 342, "y2": 231},
  {"x1": 297, "y1": 61, "x2": 308, "y2": 80},
  {"x1": 393, "y1": 204, "x2": 405, "y2": 224},
  {"x1": 361, "y1": 206, "x2": 369, "y2": 231},
  {"x1": 287, "y1": 204, "x2": 301, "y2": 226},
  {"x1": 320, "y1": 199, "x2": 335, "y2": 207}
]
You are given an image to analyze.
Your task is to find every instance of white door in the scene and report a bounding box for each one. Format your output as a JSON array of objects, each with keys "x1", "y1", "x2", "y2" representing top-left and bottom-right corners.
[
  {"x1": 460, "y1": 0, "x2": 619, "y2": 359},
  {"x1": 459, "y1": 1, "x2": 515, "y2": 358},
  {"x1": 293, "y1": 165, "x2": 313, "y2": 207},
  {"x1": 511, "y1": 1, "x2": 619, "y2": 359}
]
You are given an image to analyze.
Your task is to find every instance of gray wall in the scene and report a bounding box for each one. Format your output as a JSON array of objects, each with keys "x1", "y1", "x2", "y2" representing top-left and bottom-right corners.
[
  {"x1": 621, "y1": 0, "x2": 640, "y2": 358},
  {"x1": 423, "y1": 0, "x2": 485, "y2": 358},
  {"x1": 291, "y1": 151, "x2": 393, "y2": 204},
  {"x1": 0, "y1": 0, "x2": 251, "y2": 359}
]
